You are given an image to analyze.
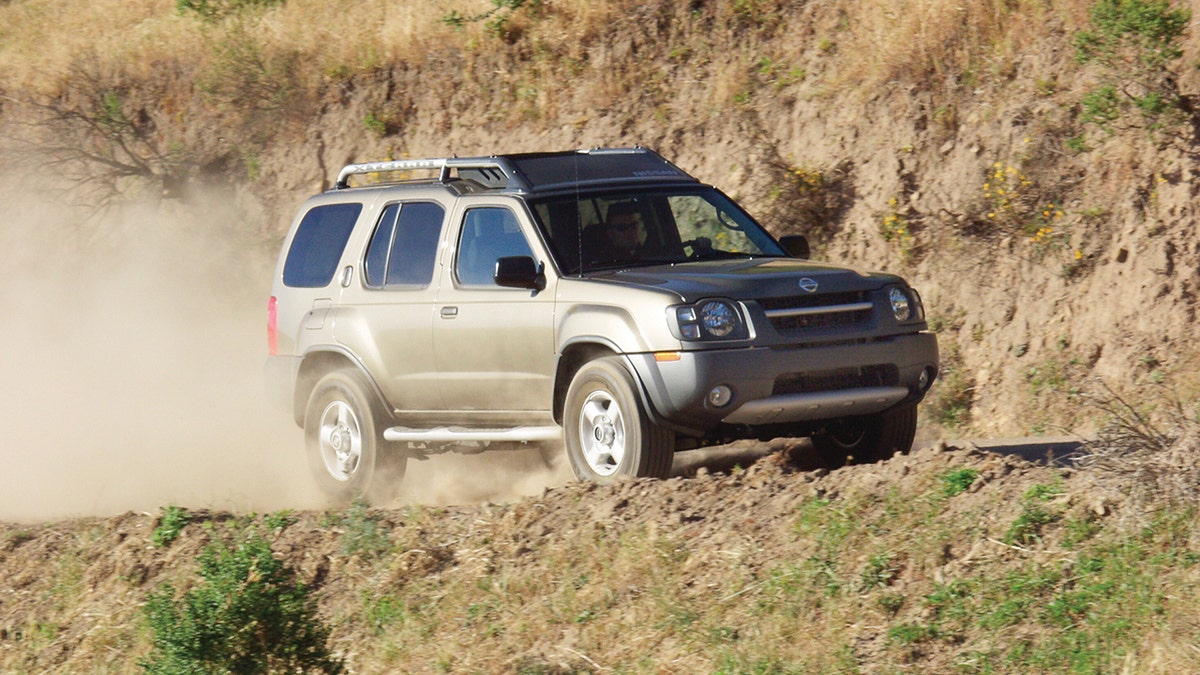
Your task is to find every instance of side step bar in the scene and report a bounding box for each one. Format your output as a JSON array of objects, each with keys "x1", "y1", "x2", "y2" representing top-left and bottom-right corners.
[{"x1": 383, "y1": 425, "x2": 561, "y2": 443}]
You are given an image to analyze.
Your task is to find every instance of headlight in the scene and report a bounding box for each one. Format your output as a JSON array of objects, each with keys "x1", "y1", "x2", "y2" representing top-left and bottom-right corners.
[
  {"x1": 889, "y1": 287, "x2": 912, "y2": 322},
  {"x1": 700, "y1": 301, "x2": 736, "y2": 337},
  {"x1": 673, "y1": 300, "x2": 748, "y2": 340}
]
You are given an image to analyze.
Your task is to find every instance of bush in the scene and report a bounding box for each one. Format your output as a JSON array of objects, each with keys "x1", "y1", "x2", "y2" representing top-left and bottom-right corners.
[
  {"x1": 150, "y1": 505, "x2": 192, "y2": 548},
  {"x1": 1075, "y1": 0, "x2": 1190, "y2": 70},
  {"x1": 337, "y1": 495, "x2": 393, "y2": 557},
  {"x1": 142, "y1": 531, "x2": 342, "y2": 674},
  {"x1": 1074, "y1": 0, "x2": 1191, "y2": 131}
]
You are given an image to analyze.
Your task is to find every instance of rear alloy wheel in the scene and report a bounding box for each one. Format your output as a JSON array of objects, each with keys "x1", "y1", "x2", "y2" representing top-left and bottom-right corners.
[
  {"x1": 812, "y1": 403, "x2": 919, "y2": 468},
  {"x1": 564, "y1": 357, "x2": 674, "y2": 482},
  {"x1": 304, "y1": 370, "x2": 407, "y2": 504}
]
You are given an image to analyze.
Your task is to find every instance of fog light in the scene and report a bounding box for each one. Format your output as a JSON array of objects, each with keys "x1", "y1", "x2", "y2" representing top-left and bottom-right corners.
[
  {"x1": 919, "y1": 367, "x2": 936, "y2": 391},
  {"x1": 708, "y1": 385, "x2": 733, "y2": 407}
]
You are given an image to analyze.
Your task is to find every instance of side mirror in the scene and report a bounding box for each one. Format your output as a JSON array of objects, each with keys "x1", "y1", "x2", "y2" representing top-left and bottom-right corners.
[
  {"x1": 780, "y1": 235, "x2": 810, "y2": 260},
  {"x1": 494, "y1": 256, "x2": 546, "y2": 291}
]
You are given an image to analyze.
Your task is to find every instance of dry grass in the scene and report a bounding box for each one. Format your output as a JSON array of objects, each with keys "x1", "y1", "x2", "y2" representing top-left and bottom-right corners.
[
  {"x1": 1078, "y1": 379, "x2": 1200, "y2": 510},
  {"x1": 0, "y1": 0, "x2": 1102, "y2": 149},
  {"x1": 0, "y1": 0, "x2": 188, "y2": 94},
  {"x1": 0, "y1": 0, "x2": 1142, "y2": 126},
  {"x1": 264, "y1": 1, "x2": 456, "y2": 73},
  {"x1": 837, "y1": 0, "x2": 1089, "y2": 92}
]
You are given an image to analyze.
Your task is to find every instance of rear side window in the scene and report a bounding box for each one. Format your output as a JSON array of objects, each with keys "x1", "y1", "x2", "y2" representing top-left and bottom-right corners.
[
  {"x1": 363, "y1": 202, "x2": 445, "y2": 288},
  {"x1": 282, "y1": 203, "x2": 362, "y2": 288}
]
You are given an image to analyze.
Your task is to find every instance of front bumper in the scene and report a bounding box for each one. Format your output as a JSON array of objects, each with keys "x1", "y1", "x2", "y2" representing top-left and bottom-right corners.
[{"x1": 626, "y1": 331, "x2": 939, "y2": 435}]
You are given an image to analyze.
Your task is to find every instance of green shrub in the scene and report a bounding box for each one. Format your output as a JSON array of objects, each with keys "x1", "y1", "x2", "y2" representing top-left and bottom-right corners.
[
  {"x1": 338, "y1": 495, "x2": 393, "y2": 557},
  {"x1": 939, "y1": 468, "x2": 980, "y2": 497},
  {"x1": 1075, "y1": 0, "x2": 1191, "y2": 130},
  {"x1": 151, "y1": 505, "x2": 192, "y2": 548},
  {"x1": 142, "y1": 532, "x2": 342, "y2": 674},
  {"x1": 1004, "y1": 483, "x2": 1064, "y2": 545},
  {"x1": 887, "y1": 621, "x2": 939, "y2": 645},
  {"x1": 860, "y1": 552, "x2": 898, "y2": 589},
  {"x1": 1075, "y1": 0, "x2": 1190, "y2": 69},
  {"x1": 1080, "y1": 85, "x2": 1122, "y2": 129}
]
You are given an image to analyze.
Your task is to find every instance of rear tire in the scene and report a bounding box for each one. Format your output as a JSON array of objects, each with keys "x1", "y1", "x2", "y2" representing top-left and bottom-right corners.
[
  {"x1": 304, "y1": 369, "x2": 407, "y2": 504},
  {"x1": 812, "y1": 403, "x2": 918, "y2": 468},
  {"x1": 563, "y1": 357, "x2": 674, "y2": 483}
]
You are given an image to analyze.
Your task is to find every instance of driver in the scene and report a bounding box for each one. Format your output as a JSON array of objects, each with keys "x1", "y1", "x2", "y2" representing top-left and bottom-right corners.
[{"x1": 603, "y1": 202, "x2": 644, "y2": 261}]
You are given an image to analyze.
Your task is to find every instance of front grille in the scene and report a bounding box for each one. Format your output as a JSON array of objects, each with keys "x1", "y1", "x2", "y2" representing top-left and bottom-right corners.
[
  {"x1": 760, "y1": 291, "x2": 864, "y2": 311},
  {"x1": 772, "y1": 364, "x2": 900, "y2": 396},
  {"x1": 760, "y1": 291, "x2": 874, "y2": 333}
]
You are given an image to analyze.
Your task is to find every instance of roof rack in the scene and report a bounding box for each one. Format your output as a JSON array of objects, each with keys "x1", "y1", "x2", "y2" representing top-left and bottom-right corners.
[
  {"x1": 333, "y1": 147, "x2": 696, "y2": 193},
  {"x1": 334, "y1": 157, "x2": 527, "y2": 191}
]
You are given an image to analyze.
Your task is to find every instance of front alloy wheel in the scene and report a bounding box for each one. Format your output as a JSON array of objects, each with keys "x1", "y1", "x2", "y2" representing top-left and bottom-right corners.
[
  {"x1": 563, "y1": 357, "x2": 674, "y2": 482},
  {"x1": 578, "y1": 389, "x2": 628, "y2": 476}
]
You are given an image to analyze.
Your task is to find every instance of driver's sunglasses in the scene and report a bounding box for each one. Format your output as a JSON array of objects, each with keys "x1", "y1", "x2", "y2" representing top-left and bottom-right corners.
[{"x1": 612, "y1": 221, "x2": 638, "y2": 231}]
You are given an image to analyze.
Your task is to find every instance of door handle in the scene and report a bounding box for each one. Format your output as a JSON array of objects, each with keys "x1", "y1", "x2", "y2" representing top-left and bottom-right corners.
[{"x1": 440, "y1": 306, "x2": 458, "y2": 319}]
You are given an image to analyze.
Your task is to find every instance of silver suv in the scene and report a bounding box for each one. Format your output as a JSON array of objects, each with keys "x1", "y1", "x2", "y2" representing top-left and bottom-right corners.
[{"x1": 266, "y1": 148, "x2": 938, "y2": 500}]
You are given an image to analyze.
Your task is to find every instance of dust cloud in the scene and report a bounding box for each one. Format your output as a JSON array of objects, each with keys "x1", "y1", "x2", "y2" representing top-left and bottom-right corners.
[{"x1": 0, "y1": 177, "x2": 568, "y2": 523}]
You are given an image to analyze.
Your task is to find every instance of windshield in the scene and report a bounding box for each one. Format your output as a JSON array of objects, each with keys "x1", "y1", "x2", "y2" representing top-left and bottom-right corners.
[{"x1": 529, "y1": 187, "x2": 786, "y2": 275}]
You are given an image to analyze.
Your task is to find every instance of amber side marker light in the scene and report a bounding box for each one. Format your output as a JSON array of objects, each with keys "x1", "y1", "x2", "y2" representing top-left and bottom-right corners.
[{"x1": 654, "y1": 352, "x2": 682, "y2": 362}]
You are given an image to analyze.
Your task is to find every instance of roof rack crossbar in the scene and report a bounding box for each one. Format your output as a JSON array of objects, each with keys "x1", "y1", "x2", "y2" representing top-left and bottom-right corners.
[{"x1": 334, "y1": 157, "x2": 527, "y2": 190}]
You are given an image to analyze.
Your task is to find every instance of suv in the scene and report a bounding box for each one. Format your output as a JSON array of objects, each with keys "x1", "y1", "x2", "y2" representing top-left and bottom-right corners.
[{"x1": 266, "y1": 148, "x2": 938, "y2": 500}]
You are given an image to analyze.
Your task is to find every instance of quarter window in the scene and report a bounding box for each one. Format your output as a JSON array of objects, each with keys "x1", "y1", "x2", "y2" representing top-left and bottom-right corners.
[{"x1": 282, "y1": 203, "x2": 362, "y2": 288}]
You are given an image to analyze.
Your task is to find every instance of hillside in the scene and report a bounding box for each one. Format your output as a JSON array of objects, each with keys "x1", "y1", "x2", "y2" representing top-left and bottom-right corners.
[
  {"x1": 3, "y1": 0, "x2": 1199, "y2": 440},
  {"x1": 2, "y1": 0, "x2": 1200, "y2": 672},
  {"x1": 3, "y1": 435, "x2": 1200, "y2": 673}
]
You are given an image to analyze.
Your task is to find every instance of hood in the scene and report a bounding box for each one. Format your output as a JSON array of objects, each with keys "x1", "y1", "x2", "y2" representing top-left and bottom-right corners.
[{"x1": 589, "y1": 257, "x2": 903, "y2": 302}]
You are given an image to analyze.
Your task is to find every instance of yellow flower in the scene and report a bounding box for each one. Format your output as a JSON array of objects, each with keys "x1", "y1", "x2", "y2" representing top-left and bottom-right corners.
[{"x1": 1074, "y1": 250, "x2": 1083, "y2": 260}]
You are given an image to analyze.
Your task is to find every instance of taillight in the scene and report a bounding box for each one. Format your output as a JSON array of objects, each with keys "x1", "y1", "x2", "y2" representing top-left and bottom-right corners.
[{"x1": 267, "y1": 296, "x2": 278, "y2": 355}]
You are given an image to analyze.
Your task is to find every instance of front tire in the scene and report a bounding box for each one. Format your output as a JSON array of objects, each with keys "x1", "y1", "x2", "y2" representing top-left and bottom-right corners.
[
  {"x1": 304, "y1": 369, "x2": 407, "y2": 504},
  {"x1": 563, "y1": 357, "x2": 674, "y2": 482},
  {"x1": 812, "y1": 403, "x2": 919, "y2": 467}
]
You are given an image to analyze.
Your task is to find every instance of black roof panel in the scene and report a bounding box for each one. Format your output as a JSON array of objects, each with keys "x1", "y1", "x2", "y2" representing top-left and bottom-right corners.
[{"x1": 502, "y1": 148, "x2": 699, "y2": 192}]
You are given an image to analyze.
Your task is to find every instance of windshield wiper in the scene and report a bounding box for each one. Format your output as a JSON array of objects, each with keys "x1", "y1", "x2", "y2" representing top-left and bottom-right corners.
[{"x1": 688, "y1": 249, "x2": 752, "y2": 261}]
